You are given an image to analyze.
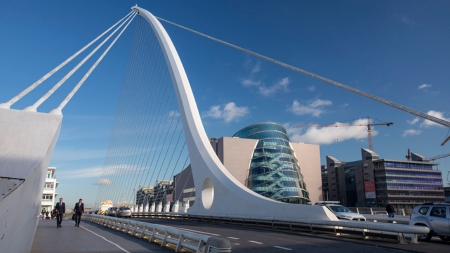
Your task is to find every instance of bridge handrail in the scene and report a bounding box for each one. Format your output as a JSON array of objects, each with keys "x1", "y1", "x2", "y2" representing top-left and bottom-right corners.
[
  {"x1": 131, "y1": 212, "x2": 428, "y2": 244},
  {"x1": 84, "y1": 214, "x2": 231, "y2": 252}
]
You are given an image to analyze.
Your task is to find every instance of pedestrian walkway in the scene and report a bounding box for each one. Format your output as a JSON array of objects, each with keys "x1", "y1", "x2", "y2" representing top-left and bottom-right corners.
[{"x1": 31, "y1": 218, "x2": 172, "y2": 253}]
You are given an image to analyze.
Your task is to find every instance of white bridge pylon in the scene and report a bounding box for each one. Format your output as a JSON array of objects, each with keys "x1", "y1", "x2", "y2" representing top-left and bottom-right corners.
[{"x1": 134, "y1": 6, "x2": 337, "y2": 220}]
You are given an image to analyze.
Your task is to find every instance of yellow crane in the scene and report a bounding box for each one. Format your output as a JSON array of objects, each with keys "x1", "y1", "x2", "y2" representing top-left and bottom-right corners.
[{"x1": 292, "y1": 117, "x2": 393, "y2": 151}]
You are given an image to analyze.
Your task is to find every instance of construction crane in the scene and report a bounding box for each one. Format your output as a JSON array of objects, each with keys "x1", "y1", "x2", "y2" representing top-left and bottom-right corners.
[
  {"x1": 292, "y1": 117, "x2": 393, "y2": 151},
  {"x1": 441, "y1": 136, "x2": 450, "y2": 146},
  {"x1": 428, "y1": 153, "x2": 450, "y2": 161}
]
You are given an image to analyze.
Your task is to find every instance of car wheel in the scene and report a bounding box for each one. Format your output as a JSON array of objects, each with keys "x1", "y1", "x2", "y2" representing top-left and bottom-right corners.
[
  {"x1": 439, "y1": 236, "x2": 450, "y2": 242},
  {"x1": 415, "y1": 225, "x2": 432, "y2": 242}
]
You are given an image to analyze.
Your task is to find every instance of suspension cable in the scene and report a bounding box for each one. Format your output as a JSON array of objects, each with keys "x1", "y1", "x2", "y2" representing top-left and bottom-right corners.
[
  {"x1": 0, "y1": 11, "x2": 134, "y2": 109},
  {"x1": 156, "y1": 17, "x2": 450, "y2": 128},
  {"x1": 30, "y1": 12, "x2": 136, "y2": 111},
  {"x1": 52, "y1": 12, "x2": 137, "y2": 113}
]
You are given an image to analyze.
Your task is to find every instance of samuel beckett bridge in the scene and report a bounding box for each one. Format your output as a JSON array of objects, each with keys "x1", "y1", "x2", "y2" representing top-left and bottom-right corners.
[{"x1": 1, "y1": 5, "x2": 449, "y2": 253}]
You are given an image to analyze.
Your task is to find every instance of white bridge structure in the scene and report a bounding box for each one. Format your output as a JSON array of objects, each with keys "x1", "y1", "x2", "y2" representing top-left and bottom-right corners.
[{"x1": 0, "y1": 5, "x2": 447, "y2": 252}]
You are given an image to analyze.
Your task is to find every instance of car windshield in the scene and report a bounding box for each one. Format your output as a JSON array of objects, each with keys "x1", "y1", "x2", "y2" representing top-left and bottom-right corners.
[
  {"x1": 121, "y1": 208, "x2": 131, "y2": 211},
  {"x1": 329, "y1": 205, "x2": 353, "y2": 213}
]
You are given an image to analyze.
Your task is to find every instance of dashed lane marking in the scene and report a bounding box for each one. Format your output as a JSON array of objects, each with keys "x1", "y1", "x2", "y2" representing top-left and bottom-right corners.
[
  {"x1": 227, "y1": 237, "x2": 240, "y2": 240},
  {"x1": 248, "y1": 240, "x2": 263, "y2": 244},
  {"x1": 274, "y1": 246, "x2": 293, "y2": 250}
]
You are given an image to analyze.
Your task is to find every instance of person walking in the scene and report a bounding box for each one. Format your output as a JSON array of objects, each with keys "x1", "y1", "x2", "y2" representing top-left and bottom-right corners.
[
  {"x1": 55, "y1": 198, "x2": 65, "y2": 228},
  {"x1": 73, "y1": 199, "x2": 84, "y2": 227},
  {"x1": 386, "y1": 201, "x2": 395, "y2": 218}
]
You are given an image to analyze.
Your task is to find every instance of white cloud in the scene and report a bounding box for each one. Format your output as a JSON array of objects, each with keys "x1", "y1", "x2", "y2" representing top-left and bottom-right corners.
[
  {"x1": 259, "y1": 77, "x2": 290, "y2": 96},
  {"x1": 308, "y1": 86, "x2": 316, "y2": 91},
  {"x1": 241, "y1": 61, "x2": 261, "y2": 87},
  {"x1": 288, "y1": 99, "x2": 332, "y2": 117},
  {"x1": 168, "y1": 110, "x2": 180, "y2": 117},
  {"x1": 58, "y1": 166, "x2": 104, "y2": 179},
  {"x1": 57, "y1": 164, "x2": 138, "y2": 179},
  {"x1": 418, "y1": 84, "x2": 431, "y2": 90},
  {"x1": 420, "y1": 110, "x2": 450, "y2": 128},
  {"x1": 402, "y1": 129, "x2": 422, "y2": 137},
  {"x1": 241, "y1": 79, "x2": 261, "y2": 87},
  {"x1": 51, "y1": 149, "x2": 106, "y2": 162},
  {"x1": 251, "y1": 61, "x2": 261, "y2": 74},
  {"x1": 310, "y1": 99, "x2": 332, "y2": 108},
  {"x1": 202, "y1": 105, "x2": 222, "y2": 118},
  {"x1": 202, "y1": 102, "x2": 249, "y2": 123},
  {"x1": 95, "y1": 178, "x2": 112, "y2": 185},
  {"x1": 407, "y1": 117, "x2": 419, "y2": 125},
  {"x1": 286, "y1": 118, "x2": 378, "y2": 145}
]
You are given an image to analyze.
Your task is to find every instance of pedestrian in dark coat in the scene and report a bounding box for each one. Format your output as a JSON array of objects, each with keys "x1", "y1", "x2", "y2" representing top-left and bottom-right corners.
[
  {"x1": 386, "y1": 201, "x2": 395, "y2": 218},
  {"x1": 73, "y1": 199, "x2": 84, "y2": 227},
  {"x1": 55, "y1": 198, "x2": 66, "y2": 228}
]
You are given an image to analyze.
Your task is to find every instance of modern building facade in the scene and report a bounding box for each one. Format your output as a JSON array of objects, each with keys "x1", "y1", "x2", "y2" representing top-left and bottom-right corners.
[
  {"x1": 232, "y1": 123, "x2": 311, "y2": 204},
  {"x1": 136, "y1": 180, "x2": 173, "y2": 208},
  {"x1": 173, "y1": 122, "x2": 322, "y2": 205},
  {"x1": 324, "y1": 149, "x2": 445, "y2": 210},
  {"x1": 135, "y1": 186, "x2": 154, "y2": 207},
  {"x1": 41, "y1": 167, "x2": 58, "y2": 214},
  {"x1": 444, "y1": 187, "x2": 450, "y2": 203}
]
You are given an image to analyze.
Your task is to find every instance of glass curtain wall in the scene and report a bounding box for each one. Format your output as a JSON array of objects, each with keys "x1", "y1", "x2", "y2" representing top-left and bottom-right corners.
[{"x1": 233, "y1": 122, "x2": 310, "y2": 204}]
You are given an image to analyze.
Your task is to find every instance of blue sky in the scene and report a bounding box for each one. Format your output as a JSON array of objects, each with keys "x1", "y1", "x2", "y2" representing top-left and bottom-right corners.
[{"x1": 1, "y1": 0, "x2": 449, "y2": 208}]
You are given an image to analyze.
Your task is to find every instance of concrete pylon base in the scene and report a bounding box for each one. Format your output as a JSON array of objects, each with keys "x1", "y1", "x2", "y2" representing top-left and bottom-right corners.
[{"x1": 0, "y1": 109, "x2": 62, "y2": 253}]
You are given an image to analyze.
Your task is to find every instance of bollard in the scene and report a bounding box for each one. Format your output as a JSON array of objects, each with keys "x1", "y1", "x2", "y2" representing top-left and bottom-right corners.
[
  {"x1": 172, "y1": 200, "x2": 179, "y2": 213},
  {"x1": 182, "y1": 200, "x2": 189, "y2": 213},
  {"x1": 150, "y1": 203, "x2": 155, "y2": 212},
  {"x1": 139, "y1": 204, "x2": 143, "y2": 213},
  {"x1": 164, "y1": 202, "x2": 170, "y2": 212},
  {"x1": 205, "y1": 237, "x2": 232, "y2": 253},
  {"x1": 144, "y1": 203, "x2": 149, "y2": 212},
  {"x1": 156, "y1": 202, "x2": 162, "y2": 212}
]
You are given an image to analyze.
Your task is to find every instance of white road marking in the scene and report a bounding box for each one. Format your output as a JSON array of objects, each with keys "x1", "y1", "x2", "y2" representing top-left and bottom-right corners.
[
  {"x1": 72, "y1": 221, "x2": 130, "y2": 253},
  {"x1": 248, "y1": 240, "x2": 263, "y2": 244},
  {"x1": 227, "y1": 237, "x2": 240, "y2": 240},
  {"x1": 274, "y1": 246, "x2": 292, "y2": 250}
]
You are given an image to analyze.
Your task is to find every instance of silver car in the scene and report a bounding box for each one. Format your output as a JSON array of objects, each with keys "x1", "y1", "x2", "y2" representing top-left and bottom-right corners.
[
  {"x1": 115, "y1": 207, "x2": 132, "y2": 218},
  {"x1": 409, "y1": 203, "x2": 450, "y2": 242},
  {"x1": 316, "y1": 203, "x2": 366, "y2": 221}
]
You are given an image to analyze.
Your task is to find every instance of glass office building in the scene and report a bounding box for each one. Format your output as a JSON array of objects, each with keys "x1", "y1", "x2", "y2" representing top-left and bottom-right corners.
[
  {"x1": 374, "y1": 160, "x2": 444, "y2": 210},
  {"x1": 233, "y1": 122, "x2": 310, "y2": 204}
]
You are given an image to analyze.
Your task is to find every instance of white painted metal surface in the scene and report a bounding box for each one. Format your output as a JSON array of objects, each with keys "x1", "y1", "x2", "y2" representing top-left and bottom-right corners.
[
  {"x1": 84, "y1": 214, "x2": 231, "y2": 252},
  {"x1": 133, "y1": 6, "x2": 338, "y2": 221},
  {"x1": 0, "y1": 108, "x2": 62, "y2": 252},
  {"x1": 132, "y1": 212, "x2": 430, "y2": 244}
]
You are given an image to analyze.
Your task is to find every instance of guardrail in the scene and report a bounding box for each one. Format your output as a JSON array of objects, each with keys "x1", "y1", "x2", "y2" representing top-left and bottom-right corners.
[
  {"x1": 84, "y1": 214, "x2": 231, "y2": 253},
  {"x1": 130, "y1": 212, "x2": 429, "y2": 244}
]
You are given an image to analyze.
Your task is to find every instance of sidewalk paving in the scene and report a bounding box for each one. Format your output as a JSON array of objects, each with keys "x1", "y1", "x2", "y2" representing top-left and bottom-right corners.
[{"x1": 31, "y1": 218, "x2": 172, "y2": 253}]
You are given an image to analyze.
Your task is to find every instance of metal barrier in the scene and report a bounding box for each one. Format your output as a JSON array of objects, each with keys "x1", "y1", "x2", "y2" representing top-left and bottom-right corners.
[
  {"x1": 84, "y1": 214, "x2": 231, "y2": 253},
  {"x1": 131, "y1": 212, "x2": 429, "y2": 244}
]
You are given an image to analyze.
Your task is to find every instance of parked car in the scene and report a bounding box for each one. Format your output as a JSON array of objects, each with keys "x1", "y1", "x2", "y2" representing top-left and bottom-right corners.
[
  {"x1": 115, "y1": 207, "x2": 132, "y2": 218},
  {"x1": 315, "y1": 202, "x2": 366, "y2": 221},
  {"x1": 409, "y1": 203, "x2": 450, "y2": 242},
  {"x1": 107, "y1": 207, "x2": 118, "y2": 216}
]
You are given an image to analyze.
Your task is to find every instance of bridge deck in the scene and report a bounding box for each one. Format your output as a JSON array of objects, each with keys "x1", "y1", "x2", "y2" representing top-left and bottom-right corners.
[{"x1": 31, "y1": 218, "x2": 171, "y2": 253}]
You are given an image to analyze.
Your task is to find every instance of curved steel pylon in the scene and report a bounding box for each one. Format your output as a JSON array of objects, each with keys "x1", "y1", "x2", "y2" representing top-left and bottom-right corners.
[{"x1": 133, "y1": 6, "x2": 337, "y2": 220}]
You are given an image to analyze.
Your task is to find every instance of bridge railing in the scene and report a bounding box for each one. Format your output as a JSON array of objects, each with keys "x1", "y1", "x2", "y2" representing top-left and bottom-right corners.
[
  {"x1": 348, "y1": 207, "x2": 411, "y2": 216},
  {"x1": 131, "y1": 212, "x2": 428, "y2": 244},
  {"x1": 83, "y1": 214, "x2": 231, "y2": 253}
]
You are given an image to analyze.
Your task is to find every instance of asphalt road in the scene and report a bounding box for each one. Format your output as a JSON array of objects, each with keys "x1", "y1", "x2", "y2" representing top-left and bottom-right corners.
[
  {"x1": 132, "y1": 217, "x2": 450, "y2": 253},
  {"x1": 31, "y1": 219, "x2": 173, "y2": 253}
]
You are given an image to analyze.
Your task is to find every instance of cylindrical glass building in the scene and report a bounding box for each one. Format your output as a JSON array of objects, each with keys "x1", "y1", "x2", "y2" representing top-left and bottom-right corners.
[{"x1": 233, "y1": 122, "x2": 310, "y2": 204}]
